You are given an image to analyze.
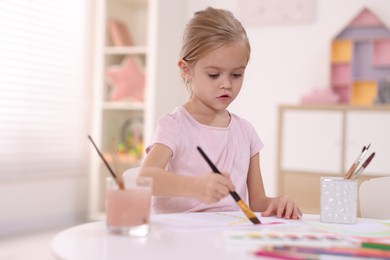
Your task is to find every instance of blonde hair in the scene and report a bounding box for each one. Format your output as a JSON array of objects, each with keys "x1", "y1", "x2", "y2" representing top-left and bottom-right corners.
[{"x1": 180, "y1": 6, "x2": 251, "y2": 68}]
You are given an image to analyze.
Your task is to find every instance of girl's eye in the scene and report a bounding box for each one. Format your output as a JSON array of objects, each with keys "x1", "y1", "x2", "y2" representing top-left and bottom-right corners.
[
  {"x1": 208, "y1": 74, "x2": 219, "y2": 79},
  {"x1": 232, "y1": 73, "x2": 242, "y2": 78}
]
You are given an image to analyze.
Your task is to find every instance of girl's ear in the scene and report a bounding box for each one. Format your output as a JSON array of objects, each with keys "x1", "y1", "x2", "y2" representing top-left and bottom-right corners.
[{"x1": 178, "y1": 59, "x2": 191, "y2": 80}]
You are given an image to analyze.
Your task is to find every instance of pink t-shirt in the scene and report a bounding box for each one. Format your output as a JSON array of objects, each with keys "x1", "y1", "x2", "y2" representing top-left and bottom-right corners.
[{"x1": 147, "y1": 106, "x2": 263, "y2": 213}]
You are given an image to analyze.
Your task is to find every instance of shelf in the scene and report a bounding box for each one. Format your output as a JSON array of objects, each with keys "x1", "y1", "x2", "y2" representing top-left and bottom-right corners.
[
  {"x1": 90, "y1": 0, "x2": 187, "y2": 220},
  {"x1": 105, "y1": 46, "x2": 148, "y2": 55},
  {"x1": 278, "y1": 105, "x2": 390, "y2": 215},
  {"x1": 106, "y1": 0, "x2": 148, "y2": 47},
  {"x1": 102, "y1": 101, "x2": 144, "y2": 110},
  {"x1": 115, "y1": 0, "x2": 147, "y2": 6}
]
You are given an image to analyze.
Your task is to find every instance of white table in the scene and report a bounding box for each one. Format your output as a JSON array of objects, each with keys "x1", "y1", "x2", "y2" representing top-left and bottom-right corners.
[{"x1": 50, "y1": 212, "x2": 388, "y2": 260}]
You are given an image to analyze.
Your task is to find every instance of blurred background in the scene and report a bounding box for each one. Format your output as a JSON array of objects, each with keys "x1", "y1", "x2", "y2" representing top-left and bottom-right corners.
[{"x1": 1, "y1": 0, "x2": 390, "y2": 258}]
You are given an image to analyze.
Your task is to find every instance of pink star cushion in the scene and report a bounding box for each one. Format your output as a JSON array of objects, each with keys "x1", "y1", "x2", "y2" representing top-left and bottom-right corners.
[{"x1": 106, "y1": 57, "x2": 145, "y2": 102}]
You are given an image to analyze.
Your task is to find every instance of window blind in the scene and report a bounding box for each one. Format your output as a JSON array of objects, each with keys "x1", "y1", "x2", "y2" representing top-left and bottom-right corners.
[{"x1": 0, "y1": 0, "x2": 92, "y2": 178}]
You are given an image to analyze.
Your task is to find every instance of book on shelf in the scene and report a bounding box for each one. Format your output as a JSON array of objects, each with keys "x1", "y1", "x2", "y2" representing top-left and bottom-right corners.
[{"x1": 107, "y1": 18, "x2": 133, "y2": 47}]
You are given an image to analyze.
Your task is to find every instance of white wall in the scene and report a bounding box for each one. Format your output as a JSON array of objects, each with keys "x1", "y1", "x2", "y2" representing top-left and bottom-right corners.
[{"x1": 185, "y1": 0, "x2": 390, "y2": 196}]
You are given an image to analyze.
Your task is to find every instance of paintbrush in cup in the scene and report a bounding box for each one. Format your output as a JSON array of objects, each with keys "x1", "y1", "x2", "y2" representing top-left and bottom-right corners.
[
  {"x1": 110, "y1": 138, "x2": 123, "y2": 178},
  {"x1": 88, "y1": 135, "x2": 125, "y2": 190},
  {"x1": 352, "y1": 152, "x2": 376, "y2": 180},
  {"x1": 344, "y1": 144, "x2": 370, "y2": 179},
  {"x1": 197, "y1": 146, "x2": 261, "y2": 225}
]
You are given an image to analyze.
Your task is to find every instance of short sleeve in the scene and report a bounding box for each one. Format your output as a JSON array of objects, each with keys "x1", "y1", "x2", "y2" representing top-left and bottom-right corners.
[
  {"x1": 241, "y1": 118, "x2": 264, "y2": 157},
  {"x1": 146, "y1": 113, "x2": 182, "y2": 156}
]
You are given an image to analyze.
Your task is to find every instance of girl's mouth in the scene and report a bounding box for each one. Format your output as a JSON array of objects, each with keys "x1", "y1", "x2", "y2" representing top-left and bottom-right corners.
[{"x1": 217, "y1": 94, "x2": 231, "y2": 102}]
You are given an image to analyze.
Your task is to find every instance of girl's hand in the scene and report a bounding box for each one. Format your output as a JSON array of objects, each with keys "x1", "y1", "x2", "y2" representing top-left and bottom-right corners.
[
  {"x1": 193, "y1": 172, "x2": 235, "y2": 203},
  {"x1": 261, "y1": 195, "x2": 302, "y2": 219}
]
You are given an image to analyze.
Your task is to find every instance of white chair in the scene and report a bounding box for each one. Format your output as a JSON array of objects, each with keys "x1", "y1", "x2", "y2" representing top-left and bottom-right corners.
[
  {"x1": 122, "y1": 166, "x2": 141, "y2": 178},
  {"x1": 122, "y1": 166, "x2": 155, "y2": 214},
  {"x1": 359, "y1": 177, "x2": 390, "y2": 219}
]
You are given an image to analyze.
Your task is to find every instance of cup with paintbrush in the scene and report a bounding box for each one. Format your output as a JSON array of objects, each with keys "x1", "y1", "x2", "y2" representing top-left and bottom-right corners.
[
  {"x1": 320, "y1": 144, "x2": 375, "y2": 224},
  {"x1": 88, "y1": 135, "x2": 153, "y2": 237}
]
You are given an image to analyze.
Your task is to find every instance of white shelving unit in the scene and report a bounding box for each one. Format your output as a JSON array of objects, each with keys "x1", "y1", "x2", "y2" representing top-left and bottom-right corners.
[
  {"x1": 277, "y1": 104, "x2": 390, "y2": 214},
  {"x1": 89, "y1": 0, "x2": 187, "y2": 220}
]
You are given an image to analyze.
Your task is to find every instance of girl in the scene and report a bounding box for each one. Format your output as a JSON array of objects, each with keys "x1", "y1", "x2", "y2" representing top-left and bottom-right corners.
[{"x1": 139, "y1": 6, "x2": 301, "y2": 219}]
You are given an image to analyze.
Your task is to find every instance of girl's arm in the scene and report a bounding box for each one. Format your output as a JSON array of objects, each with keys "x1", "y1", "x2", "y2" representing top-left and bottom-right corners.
[
  {"x1": 247, "y1": 153, "x2": 301, "y2": 219},
  {"x1": 247, "y1": 153, "x2": 271, "y2": 211},
  {"x1": 139, "y1": 143, "x2": 234, "y2": 203}
]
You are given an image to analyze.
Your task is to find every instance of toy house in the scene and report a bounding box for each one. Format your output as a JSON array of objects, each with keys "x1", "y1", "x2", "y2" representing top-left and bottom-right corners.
[{"x1": 330, "y1": 7, "x2": 390, "y2": 105}]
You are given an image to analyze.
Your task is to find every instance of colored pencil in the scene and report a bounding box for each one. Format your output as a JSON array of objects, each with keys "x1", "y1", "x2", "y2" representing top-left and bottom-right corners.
[
  {"x1": 361, "y1": 241, "x2": 390, "y2": 251},
  {"x1": 197, "y1": 146, "x2": 261, "y2": 225},
  {"x1": 254, "y1": 250, "x2": 310, "y2": 260},
  {"x1": 271, "y1": 245, "x2": 390, "y2": 258}
]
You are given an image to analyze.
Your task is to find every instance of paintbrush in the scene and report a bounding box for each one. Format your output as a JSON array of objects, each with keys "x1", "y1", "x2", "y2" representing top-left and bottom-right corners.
[
  {"x1": 110, "y1": 138, "x2": 123, "y2": 178},
  {"x1": 197, "y1": 146, "x2": 261, "y2": 225},
  {"x1": 344, "y1": 144, "x2": 370, "y2": 179},
  {"x1": 352, "y1": 152, "x2": 376, "y2": 180},
  {"x1": 88, "y1": 135, "x2": 125, "y2": 190}
]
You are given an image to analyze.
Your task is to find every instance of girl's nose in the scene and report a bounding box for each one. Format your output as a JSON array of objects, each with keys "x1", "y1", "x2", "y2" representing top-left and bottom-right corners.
[{"x1": 220, "y1": 81, "x2": 232, "y2": 89}]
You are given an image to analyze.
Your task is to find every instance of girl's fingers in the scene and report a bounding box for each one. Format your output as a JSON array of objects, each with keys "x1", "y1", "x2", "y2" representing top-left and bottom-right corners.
[
  {"x1": 276, "y1": 196, "x2": 288, "y2": 218},
  {"x1": 220, "y1": 172, "x2": 235, "y2": 191},
  {"x1": 262, "y1": 196, "x2": 302, "y2": 219},
  {"x1": 283, "y1": 201, "x2": 294, "y2": 219},
  {"x1": 294, "y1": 206, "x2": 303, "y2": 219},
  {"x1": 200, "y1": 174, "x2": 233, "y2": 203}
]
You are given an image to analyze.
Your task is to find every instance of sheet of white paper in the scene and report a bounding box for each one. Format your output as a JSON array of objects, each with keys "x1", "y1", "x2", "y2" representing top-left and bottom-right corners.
[
  {"x1": 151, "y1": 211, "x2": 299, "y2": 230},
  {"x1": 303, "y1": 219, "x2": 390, "y2": 239}
]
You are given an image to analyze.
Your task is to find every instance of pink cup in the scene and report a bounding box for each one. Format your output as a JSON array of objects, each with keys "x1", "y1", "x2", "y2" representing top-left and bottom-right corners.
[{"x1": 105, "y1": 174, "x2": 152, "y2": 236}]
